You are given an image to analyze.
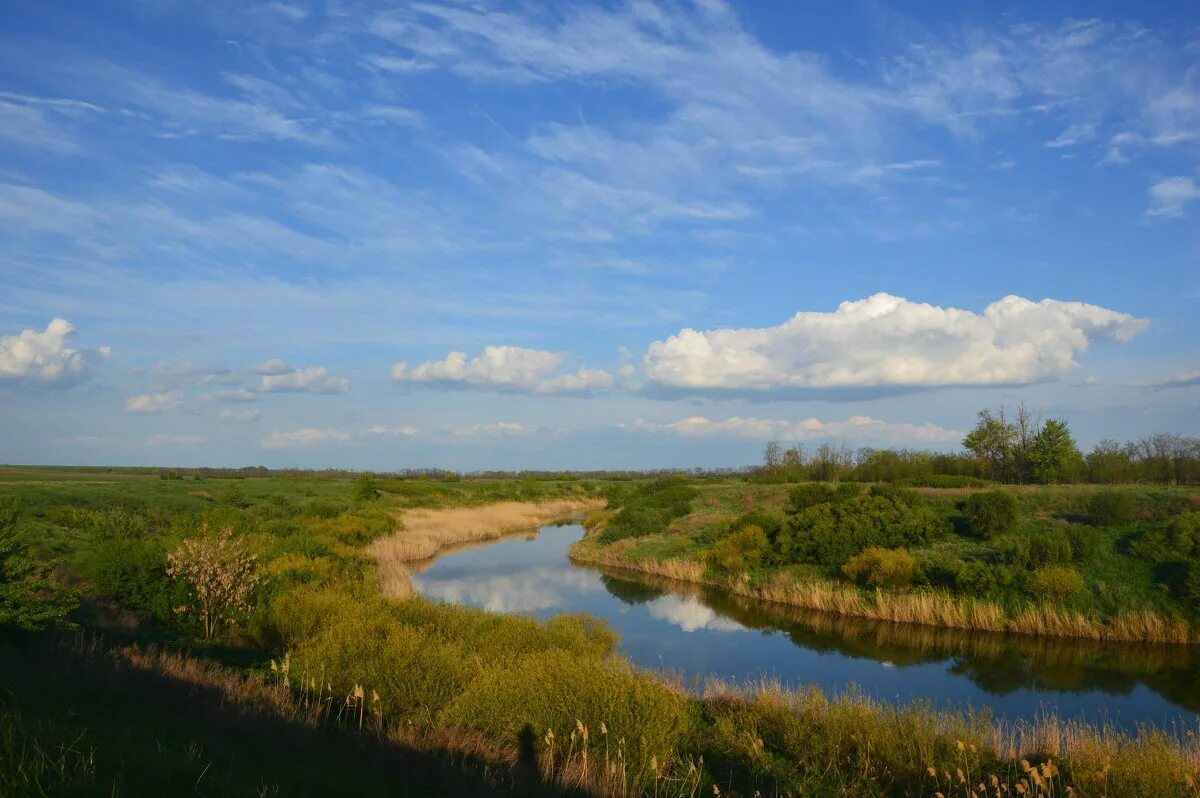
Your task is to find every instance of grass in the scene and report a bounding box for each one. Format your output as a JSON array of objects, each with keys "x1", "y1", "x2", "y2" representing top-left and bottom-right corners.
[{"x1": 5, "y1": 467, "x2": 1200, "y2": 795}]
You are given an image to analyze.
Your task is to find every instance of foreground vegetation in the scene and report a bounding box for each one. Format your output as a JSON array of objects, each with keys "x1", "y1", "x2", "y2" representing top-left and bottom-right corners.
[{"x1": 2, "y1": 467, "x2": 1200, "y2": 795}]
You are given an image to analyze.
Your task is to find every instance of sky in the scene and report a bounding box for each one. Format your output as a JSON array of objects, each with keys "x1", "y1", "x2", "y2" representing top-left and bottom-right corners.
[{"x1": 0, "y1": 0, "x2": 1198, "y2": 471}]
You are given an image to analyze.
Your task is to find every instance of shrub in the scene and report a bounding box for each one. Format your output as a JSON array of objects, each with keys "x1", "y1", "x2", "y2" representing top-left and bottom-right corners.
[
  {"x1": 300, "y1": 499, "x2": 348, "y2": 520},
  {"x1": 1130, "y1": 512, "x2": 1200, "y2": 564},
  {"x1": 992, "y1": 535, "x2": 1031, "y2": 567},
  {"x1": 1029, "y1": 529, "x2": 1074, "y2": 565},
  {"x1": 708, "y1": 525, "x2": 769, "y2": 578},
  {"x1": 961, "y1": 491, "x2": 1020, "y2": 539},
  {"x1": 867, "y1": 484, "x2": 923, "y2": 507},
  {"x1": 776, "y1": 495, "x2": 949, "y2": 569},
  {"x1": 351, "y1": 473, "x2": 380, "y2": 502},
  {"x1": 598, "y1": 506, "x2": 669, "y2": 543},
  {"x1": 167, "y1": 525, "x2": 261, "y2": 640},
  {"x1": 440, "y1": 650, "x2": 691, "y2": 765},
  {"x1": 1027, "y1": 565, "x2": 1085, "y2": 603},
  {"x1": 1088, "y1": 490, "x2": 1135, "y2": 526},
  {"x1": 75, "y1": 537, "x2": 187, "y2": 622},
  {"x1": 897, "y1": 474, "x2": 990, "y2": 488},
  {"x1": 218, "y1": 483, "x2": 250, "y2": 508},
  {"x1": 786, "y1": 483, "x2": 860, "y2": 515},
  {"x1": 841, "y1": 547, "x2": 919, "y2": 590}
]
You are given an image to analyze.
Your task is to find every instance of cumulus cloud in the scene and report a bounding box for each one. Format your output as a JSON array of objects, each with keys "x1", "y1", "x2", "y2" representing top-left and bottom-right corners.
[
  {"x1": 218, "y1": 408, "x2": 261, "y2": 423},
  {"x1": 125, "y1": 390, "x2": 183, "y2": 414},
  {"x1": 1133, "y1": 368, "x2": 1200, "y2": 390},
  {"x1": 641, "y1": 293, "x2": 1146, "y2": 393},
  {"x1": 0, "y1": 318, "x2": 109, "y2": 387},
  {"x1": 1146, "y1": 177, "x2": 1200, "y2": 218},
  {"x1": 646, "y1": 595, "x2": 744, "y2": 633},
  {"x1": 364, "y1": 424, "x2": 418, "y2": 436},
  {"x1": 147, "y1": 433, "x2": 205, "y2": 445},
  {"x1": 260, "y1": 427, "x2": 351, "y2": 449},
  {"x1": 629, "y1": 415, "x2": 962, "y2": 444},
  {"x1": 392, "y1": 346, "x2": 613, "y2": 395},
  {"x1": 258, "y1": 365, "x2": 349, "y2": 394}
]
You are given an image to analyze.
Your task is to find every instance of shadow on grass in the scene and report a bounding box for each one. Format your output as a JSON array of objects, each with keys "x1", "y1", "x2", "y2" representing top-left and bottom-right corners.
[{"x1": 0, "y1": 635, "x2": 591, "y2": 797}]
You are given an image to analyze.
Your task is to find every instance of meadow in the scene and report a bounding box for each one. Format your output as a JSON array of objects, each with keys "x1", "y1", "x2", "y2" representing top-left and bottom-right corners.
[{"x1": 2, "y1": 466, "x2": 1199, "y2": 796}]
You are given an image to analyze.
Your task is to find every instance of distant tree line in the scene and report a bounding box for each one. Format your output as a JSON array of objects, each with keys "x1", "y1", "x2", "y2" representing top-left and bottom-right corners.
[{"x1": 759, "y1": 405, "x2": 1200, "y2": 485}]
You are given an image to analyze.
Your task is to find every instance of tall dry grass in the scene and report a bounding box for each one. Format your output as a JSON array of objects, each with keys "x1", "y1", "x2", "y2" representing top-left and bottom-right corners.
[{"x1": 369, "y1": 498, "x2": 603, "y2": 598}]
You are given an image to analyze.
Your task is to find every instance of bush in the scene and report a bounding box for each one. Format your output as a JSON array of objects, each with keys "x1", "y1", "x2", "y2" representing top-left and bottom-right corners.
[
  {"x1": 707, "y1": 525, "x2": 769, "y2": 578},
  {"x1": 841, "y1": 547, "x2": 919, "y2": 590},
  {"x1": 598, "y1": 506, "x2": 670, "y2": 543},
  {"x1": 1130, "y1": 512, "x2": 1199, "y2": 564},
  {"x1": 218, "y1": 482, "x2": 250, "y2": 508},
  {"x1": 961, "y1": 491, "x2": 1020, "y2": 539},
  {"x1": 775, "y1": 494, "x2": 949, "y2": 569},
  {"x1": 74, "y1": 537, "x2": 186, "y2": 622},
  {"x1": 1027, "y1": 565, "x2": 1085, "y2": 603},
  {"x1": 867, "y1": 484, "x2": 923, "y2": 507},
  {"x1": 897, "y1": 474, "x2": 990, "y2": 488},
  {"x1": 1088, "y1": 491, "x2": 1135, "y2": 526},
  {"x1": 1029, "y1": 529, "x2": 1074, "y2": 565},
  {"x1": 351, "y1": 474, "x2": 380, "y2": 502},
  {"x1": 440, "y1": 650, "x2": 691, "y2": 765},
  {"x1": 992, "y1": 535, "x2": 1031, "y2": 567},
  {"x1": 786, "y1": 483, "x2": 860, "y2": 515}
]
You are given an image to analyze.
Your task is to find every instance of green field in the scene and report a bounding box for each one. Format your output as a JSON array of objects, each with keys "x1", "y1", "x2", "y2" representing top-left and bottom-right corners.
[{"x1": 2, "y1": 467, "x2": 1199, "y2": 797}]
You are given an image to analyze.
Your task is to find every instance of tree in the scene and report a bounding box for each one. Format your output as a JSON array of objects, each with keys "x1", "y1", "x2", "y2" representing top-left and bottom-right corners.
[
  {"x1": 0, "y1": 497, "x2": 75, "y2": 631},
  {"x1": 167, "y1": 525, "x2": 261, "y2": 640},
  {"x1": 1029, "y1": 418, "x2": 1080, "y2": 484},
  {"x1": 962, "y1": 409, "x2": 1017, "y2": 482},
  {"x1": 762, "y1": 441, "x2": 782, "y2": 469}
]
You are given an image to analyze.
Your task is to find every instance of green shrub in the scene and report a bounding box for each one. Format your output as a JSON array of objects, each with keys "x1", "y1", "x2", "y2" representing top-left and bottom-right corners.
[
  {"x1": 1027, "y1": 565, "x2": 1085, "y2": 603},
  {"x1": 219, "y1": 483, "x2": 249, "y2": 508},
  {"x1": 1130, "y1": 512, "x2": 1200, "y2": 564},
  {"x1": 707, "y1": 525, "x2": 769, "y2": 578},
  {"x1": 776, "y1": 494, "x2": 949, "y2": 569},
  {"x1": 841, "y1": 547, "x2": 919, "y2": 590},
  {"x1": 351, "y1": 474, "x2": 380, "y2": 502},
  {"x1": 300, "y1": 499, "x2": 348, "y2": 520},
  {"x1": 440, "y1": 650, "x2": 691, "y2": 765},
  {"x1": 1088, "y1": 490, "x2": 1135, "y2": 526},
  {"x1": 992, "y1": 535, "x2": 1031, "y2": 567},
  {"x1": 867, "y1": 484, "x2": 923, "y2": 507},
  {"x1": 785, "y1": 483, "x2": 860, "y2": 515},
  {"x1": 897, "y1": 474, "x2": 990, "y2": 488},
  {"x1": 598, "y1": 506, "x2": 669, "y2": 543},
  {"x1": 1029, "y1": 529, "x2": 1073, "y2": 565},
  {"x1": 961, "y1": 491, "x2": 1020, "y2": 539}
]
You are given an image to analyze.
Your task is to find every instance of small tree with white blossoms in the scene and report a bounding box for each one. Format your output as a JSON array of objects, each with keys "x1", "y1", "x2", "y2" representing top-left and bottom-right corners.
[{"x1": 167, "y1": 524, "x2": 260, "y2": 640}]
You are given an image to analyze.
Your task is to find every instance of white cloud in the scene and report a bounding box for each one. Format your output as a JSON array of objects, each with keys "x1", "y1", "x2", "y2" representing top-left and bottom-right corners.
[
  {"x1": 0, "y1": 318, "x2": 109, "y2": 388},
  {"x1": 1045, "y1": 123, "x2": 1096, "y2": 149},
  {"x1": 393, "y1": 346, "x2": 613, "y2": 395},
  {"x1": 260, "y1": 427, "x2": 351, "y2": 449},
  {"x1": 646, "y1": 595, "x2": 743, "y2": 633},
  {"x1": 1146, "y1": 177, "x2": 1200, "y2": 218},
  {"x1": 629, "y1": 415, "x2": 962, "y2": 445},
  {"x1": 251, "y1": 358, "x2": 293, "y2": 375},
  {"x1": 364, "y1": 424, "x2": 418, "y2": 436},
  {"x1": 147, "y1": 434, "x2": 205, "y2": 446},
  {"x1": 218, "y1": 408, "x2": 261, "y2": 423},
  {"x1": 446, "y1": 422, "x2": 527, "y2": 438},
  {"x1": 642, "y1": 293, "x2": 1146, "y2": 392},
  {"x1": 1133, "y1": 368, "x2": 1200, "y2": 390},
  {"x1": 125, "y1": 390, "x2": 183, "y2": 414},
  {"x1": 258, "y1": 365, "x2": 349, "y2": 394},
  {"x1": 206, "y1": 389, "x2": 259, "y2": 403}
]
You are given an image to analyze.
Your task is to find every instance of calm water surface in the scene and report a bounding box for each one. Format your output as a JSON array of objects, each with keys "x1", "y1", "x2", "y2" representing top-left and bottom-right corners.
[{"x1": 411, "y1": 523, "x2": 1200, "y2": 729}]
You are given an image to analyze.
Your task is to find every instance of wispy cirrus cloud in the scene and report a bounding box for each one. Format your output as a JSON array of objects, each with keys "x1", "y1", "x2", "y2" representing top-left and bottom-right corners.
[
  {"x1": 628, "y1": 415, "x2": 962, "y2": 445},
  {"x1": 260, "y1": 427, "x2": 351, "y2": 449},
  {"x1": 125, "y1": 390, "x2": 183, "y2": 414}
]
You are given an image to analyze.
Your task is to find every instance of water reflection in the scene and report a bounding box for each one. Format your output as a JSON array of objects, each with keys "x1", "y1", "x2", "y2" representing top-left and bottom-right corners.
[{"x1": 411, "y1": 523, "x2": 1200, "y2": 727}]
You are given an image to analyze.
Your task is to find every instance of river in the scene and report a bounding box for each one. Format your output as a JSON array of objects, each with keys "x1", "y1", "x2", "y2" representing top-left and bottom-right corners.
[{"x1": 410, "y1": 522, "x2": 1200, "y2": 730}]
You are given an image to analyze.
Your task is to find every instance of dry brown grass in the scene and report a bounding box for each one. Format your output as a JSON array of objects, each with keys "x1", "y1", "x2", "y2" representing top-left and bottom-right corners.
[{"x1": 370, "y1": 499, "x2": 604, "y2": 598}]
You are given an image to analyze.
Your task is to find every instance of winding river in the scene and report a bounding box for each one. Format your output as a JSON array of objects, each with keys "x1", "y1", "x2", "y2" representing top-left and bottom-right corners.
[{"x1": 410, "y1": 523, "x2": 1200, "y2": 730}]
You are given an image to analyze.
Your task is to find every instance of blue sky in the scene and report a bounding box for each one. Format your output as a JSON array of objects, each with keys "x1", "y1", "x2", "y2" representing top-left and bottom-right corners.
[{"x1": 1, "y1": 0, "x2": 1198, "y2": 470}]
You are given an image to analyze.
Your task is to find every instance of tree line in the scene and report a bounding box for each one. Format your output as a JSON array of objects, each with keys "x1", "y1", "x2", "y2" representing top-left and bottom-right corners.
[{"x1": 760, "y1": 405, "x2": 1200, "y2": 485}]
